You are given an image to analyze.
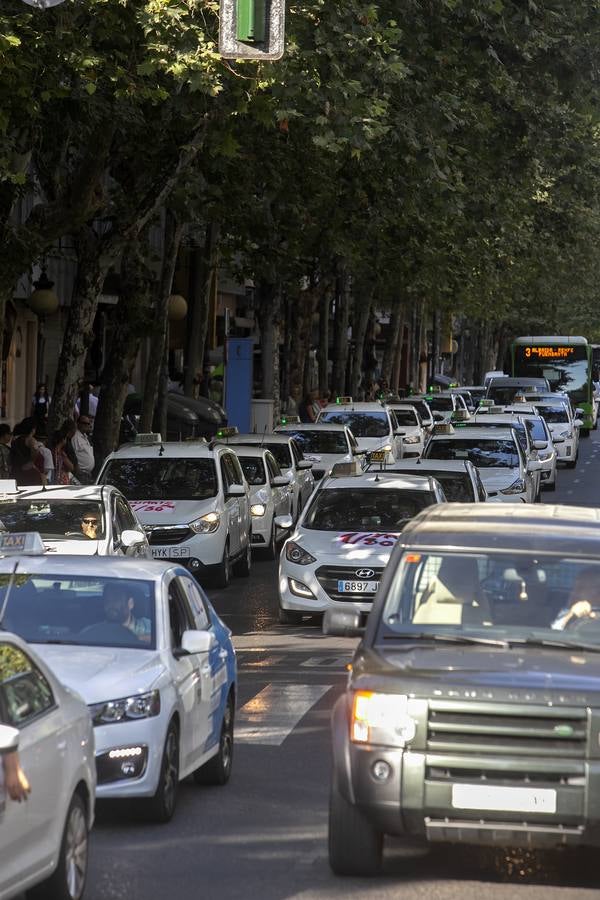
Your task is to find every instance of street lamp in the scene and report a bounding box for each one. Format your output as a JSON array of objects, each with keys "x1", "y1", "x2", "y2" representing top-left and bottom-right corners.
[{"x1": 29, "y1": 268, "x2": 60, "y2": 385}]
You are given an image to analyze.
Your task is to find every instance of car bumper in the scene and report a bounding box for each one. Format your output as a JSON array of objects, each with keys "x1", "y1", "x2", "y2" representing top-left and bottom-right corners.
[
  {"x1": 147, "y1": 530, "x2": 225, "y2": 569},
  {"x1": 250, "y1": 513, "x2": 271, "y2": 544},
  {"x1": 93, "y1": 717, "x2": 167, "y2": 799},
  {"x1": 278, "y1": 554, "x2": 391, "y2": 614},
  {"x1": 556, "y1": 442, "x2": 576, "y2": 462}
]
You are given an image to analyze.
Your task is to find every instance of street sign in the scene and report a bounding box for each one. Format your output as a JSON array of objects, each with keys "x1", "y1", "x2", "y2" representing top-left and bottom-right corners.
[{"x1": 219, "y1": 0, "x2": 285, "y2": 60}]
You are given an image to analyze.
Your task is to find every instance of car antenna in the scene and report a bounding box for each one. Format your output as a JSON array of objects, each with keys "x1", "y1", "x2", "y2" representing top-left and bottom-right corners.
[
  {"x1": 260, "y1": 425, "x2": 267, "y2": 448},
  {"x1": 0, "y1": 561, "x2": 19, "y2": 631},
  {"x1": 159, "y1": 439, "x2": 165, "y2": 457}
]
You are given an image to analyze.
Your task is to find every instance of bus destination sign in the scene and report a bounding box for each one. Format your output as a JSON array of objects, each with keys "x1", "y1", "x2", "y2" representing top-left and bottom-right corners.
[{"x1": 524, "y1": 346, "x2": 575, "y2": 360}]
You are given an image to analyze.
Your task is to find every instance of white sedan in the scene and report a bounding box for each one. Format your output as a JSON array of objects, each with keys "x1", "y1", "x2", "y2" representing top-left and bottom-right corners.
[
  {"x1": 230, "y1": 445, "x2": 293, "y2": 557},
  {"x1": 0, "y1": 631, "x2": 95, "y2": 900}
]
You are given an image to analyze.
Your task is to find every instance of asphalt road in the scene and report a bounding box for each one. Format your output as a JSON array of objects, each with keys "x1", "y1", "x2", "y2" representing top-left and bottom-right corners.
[{"x1": 86, "y1": 431, "x2": 600, "y2": 900}]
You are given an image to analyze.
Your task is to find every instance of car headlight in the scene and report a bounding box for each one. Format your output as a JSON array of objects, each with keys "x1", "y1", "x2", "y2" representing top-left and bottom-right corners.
[
  {"x1": 285, "y1": 541, "x2": 316, "y2": 565},
  {"x1": 89, "y1": 690, "x2": 160, "y2": 725},
  {"x1": 500, "y1": 478, "x2": 526, "y2": 495},
  {"x1": 250, "y1": 503, "x2": 266, "y2": 517},
  {"x1": 560, "y1": 430, "x2": 573, "y2": 440},
  {"x1": 537, "y1": 450, "x2": 552, "y2": 461},
  {"x1": 351, "y1": 691, "x2": 417, "y2": 747},
  {"x1": 189, "y1": 512, "x2": 220, "y2": 533},
  {"x1": 403, "y1": 435, "x2": 420, "y2": 444}
]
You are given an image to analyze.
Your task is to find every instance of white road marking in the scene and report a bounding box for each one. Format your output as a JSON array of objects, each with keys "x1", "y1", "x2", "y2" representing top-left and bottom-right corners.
[
  {"x1": 236, "y1": 683, "x2": 331, "y2": 746},
  {"x1": 300, "y1": 656, "x2": 351, "y2": 669}
]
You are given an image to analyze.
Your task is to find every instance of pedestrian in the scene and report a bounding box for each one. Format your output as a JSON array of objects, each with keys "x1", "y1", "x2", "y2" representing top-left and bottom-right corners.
[
  {"x1": 319, "y1": 389, "x2": 331, "y2": 408},
  {"x1": 10, "y1": 419, "x2": 45, "y2": 486},
  {"x1": 50, "y1": 429, "x2": 74, "y2": 485},
  {"x1": 33, "y1": 437, "x2": 55, "y2": 484},
  {"x1": 0, "y1": 424, "x2": 12, "y2": 480},
  {"x1": 60, "y1": 419, "x2": 79, "y2": 480},
  {"x1": 299, "y1": 390, "x2": 320, "y2": 423},
  {"x1": 30, "y1": 383, "x2": 51, "y2": 436},
  {"x1": 71, "y1": 415, "x2": 95, "y2": 483},
  {"x1": 74, "y1": 381, "x2": 98, "y2": 419},
  {"x1": 284, "y1": 384, "x2": 302, "y2": 417}
]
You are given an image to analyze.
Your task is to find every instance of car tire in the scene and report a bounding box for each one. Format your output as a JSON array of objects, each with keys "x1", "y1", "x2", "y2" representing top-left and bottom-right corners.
[
  {"x1": 545, "y1": 477, "x2": 557, "y2": 492},
  {"x1": 232, "y1": 539, "x2": 252, "y2": 577},
  {"x1": 328, "y1": 779, "x2": 383, "y2": 876},
  {"x1": 214, "y1": 540, "x2": 231, "y2": 588},
  {"x1": 566, "y1": 458, "x2": 577, "y2": 469},
  {"x1": 264, "y1": 522, "x2": 278, "y2": 560},
  {"x1": 147, "y1": 722, "x2": 179, "y2": 823},
  {"x1": 278, "y1": 607, "x2": 303, "y2": 625},
  {"x1": 29, "y1": 792, "x2": 89, "y2": 900},
  {"x1": 194, "y1": 692, "x2": 234, "y2": 786}
]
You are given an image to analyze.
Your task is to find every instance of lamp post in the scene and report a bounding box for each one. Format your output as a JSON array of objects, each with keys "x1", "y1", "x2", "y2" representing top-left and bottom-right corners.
[{"x1": 28, "y1": 269, "x2": 59, "y2": 385}]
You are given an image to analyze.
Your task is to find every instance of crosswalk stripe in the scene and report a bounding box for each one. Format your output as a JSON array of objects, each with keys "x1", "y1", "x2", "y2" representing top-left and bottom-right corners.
[
  {"x1": 236, "y1": 683, "x2": 331, "y2": 746},
  {"x1": 300, "y1": 656, "x2": 350, "y2": 669}
]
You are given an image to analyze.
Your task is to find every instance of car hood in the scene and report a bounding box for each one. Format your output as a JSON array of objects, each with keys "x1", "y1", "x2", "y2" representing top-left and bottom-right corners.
[
  {"x1": 302, "y1": 452, "x2": 351, "y2": 467},
  {"x1": 129, "y1": 498, "x2": 218, "y2": 525},
  {"x1": 354, "y1": 437, "x2": 391, "y2": 452},
  {"x1": 357, "y1": 644, "x2": 600, "y2": 702},
  {"x1": 33, "y1": 644, "x2": 164, "y2": 705},
  {"x1": 43, "y1": 540, "x2": 103, "y2": 555},
  {"x1": 477, "y1": 467, "x2": 521, "y2": 491},
  {"x1": 294, "y1": 528, "x2": 400, "y2": 563}
]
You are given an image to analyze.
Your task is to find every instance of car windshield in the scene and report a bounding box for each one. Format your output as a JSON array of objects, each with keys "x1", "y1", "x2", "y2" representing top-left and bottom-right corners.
[
  {"x1": 426, "y1": 438, "x2": 520, "y2": 468},
  {"x1": 286, "y1": 430, "x2": 348, "y2": 454},
  {"x1": 536, "y1": 405, "x2": 569, "y2": 424},
  {"x1": 391, "y1": 409, "x2": 419, "y2": 426},
  {"x1": 470, "y1": 421, "x2": 527, "y2": 452},
  {"x1": 319, "y1": 411, "x2": 389, "y2": 438},
  {"x1": 100, "y1": 458, "x2": 217, "y2": 500},
  {"x1": 428, "y1": 472, "x2": 474, "y2": 502},
  {"x1": 239, "y1": 456, "x2": 266, "y2": 485},
  {"x1": 524, "y1": 417, "x2": 547, "y2": 442},
  {"x1": 0, "y1": 500, "x2": 106, "y2": 540},
  {"x1": 406, "y1": 400, "x2": 432, "y2": 420},
  {"x1": 262, "y1": 443, "x2": 293, "y2": 469},
  {"x1": 426, "y1": 396, "x2": 454, "y2": 412},
  {"x1": 303, "y1": 488, "x2": 433, "y2": 531},
  {"x1": 380, "y1": 552, "x2": 600, "y2": 648},
  {"x1": 1, "y1": 574, "x2": 156, "y2": 650}
]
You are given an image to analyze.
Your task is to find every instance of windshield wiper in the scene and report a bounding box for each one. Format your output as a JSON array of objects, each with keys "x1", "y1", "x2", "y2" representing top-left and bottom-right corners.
[
  {"x1": 507, "y1": 637, "x2": 600, "y2": 653},
  {"x1": 34, "y1": 639, "x2": 79, "y2": 645},
  {"x1": 383, "y1": 631, "x2": 509, "y2": 648}
]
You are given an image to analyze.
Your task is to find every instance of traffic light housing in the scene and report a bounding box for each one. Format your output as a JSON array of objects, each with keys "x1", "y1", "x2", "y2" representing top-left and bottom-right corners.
[{"x1": 219, "y1": 0, "x2": 285, "y2": 60}]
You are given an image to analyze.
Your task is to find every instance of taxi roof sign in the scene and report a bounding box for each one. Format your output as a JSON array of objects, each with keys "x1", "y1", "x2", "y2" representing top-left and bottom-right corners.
[
  {"x1": 450, "y1": 409, "x2": 471, "y2": 422},
  {"x1": 478, "y1": 399, "x2": 494, "y2": 408},
  {"x1": 330, "y1": 460, "x2": 362, "y2": 477},
  {"x1": 280, "y1": 415, "x2": 300, "y2": 425},
  {"x1": 335, "y1": 396, "x2": 353, "y2": 405},
  {"x1": 0, "y1": 532, "x2": 45, "y2": 556},
  {"x1": 0, "y1": 480, "x2": 18, "y2": 495},
  {"x1": 216, "y1": 426, "x2": 239, "y2": 438},
  {"x1": 432, "y1": 423, "x2": 455, "y2": 435},
  {"x1": 134, "y1": 433, "x2": 162, "y2": 445}
]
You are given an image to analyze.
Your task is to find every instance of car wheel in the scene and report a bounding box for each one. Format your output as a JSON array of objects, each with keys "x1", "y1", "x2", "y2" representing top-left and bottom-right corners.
[
  {"x1": 328, "y1": 779, "x2": 383, "y2": 876},
  {"x1": 566, "y1": 458, "x2": 577, "y2": 469},
  {"x1": 194, "y1": 692, "x2": 234, "y2": 786},
  {"x1": 147, "y1": 722, "x2": 179, "y2": 823},
  {"x1": 29, "y1": 792, "x2": 89, "y2": 900},
  {"x1": 214, "y1": 540, "x2": 231, "y2": 588},
  {"x1": 264, "y1": 522, "x2": 277, "y2": 560},
  {"x1": 233, "y1": 539, "x2": 252, "y2": 577},
  {"x1": 278, "y1": 607, "x2": 303, "y2": 625},
  {"x1": 545, "y1": 477, "x2": 557, "y2": 492}
]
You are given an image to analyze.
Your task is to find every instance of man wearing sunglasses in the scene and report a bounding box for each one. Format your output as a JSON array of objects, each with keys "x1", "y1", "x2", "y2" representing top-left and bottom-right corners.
[{"x1": 80, "y1": 512, "x2": 100, "y2": 539}]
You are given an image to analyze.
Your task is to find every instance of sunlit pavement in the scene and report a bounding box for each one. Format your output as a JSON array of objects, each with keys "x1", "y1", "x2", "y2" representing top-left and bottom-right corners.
[{"x1": 85, "y1": 431, "x2": 600, "y2": 900}]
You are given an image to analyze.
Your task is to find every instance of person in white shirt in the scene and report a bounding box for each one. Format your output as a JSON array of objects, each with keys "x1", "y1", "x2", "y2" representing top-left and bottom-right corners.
[
  {"x1": 71, "y1": 416, "x2": 95, "y2": 482},
  {"x1": 74, "y1": 382, "x2": 99, "y2": 418}
]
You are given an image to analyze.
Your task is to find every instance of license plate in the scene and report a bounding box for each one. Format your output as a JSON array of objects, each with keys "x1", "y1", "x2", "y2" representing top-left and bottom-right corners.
[
  {"x1": 451, "y1": 784, "x2": 556, "y2": 814},
  {"x1": 151, "y1": 547, "x2": 190, "y2": 559},
  {"x1": 370, "y1": 451, "x2": 386, "y2": 462},
  {"x1": 337, "y1": 580, "x2": 378, "y2": 593}
]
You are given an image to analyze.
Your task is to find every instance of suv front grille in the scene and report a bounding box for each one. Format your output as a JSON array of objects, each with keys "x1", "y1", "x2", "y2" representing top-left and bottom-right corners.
[
  {"x1": 428, "y1": 705, "x2": 588, "y2": 758},
  {"x1": 315, "y1": 565, "x2": 384, "y2": 602},
  {"x1": 145, "y1": 526, "x2": 192, "y2": 546}
]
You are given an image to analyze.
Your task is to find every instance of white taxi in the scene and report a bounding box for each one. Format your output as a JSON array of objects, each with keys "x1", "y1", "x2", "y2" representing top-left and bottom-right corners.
[
  {"x1": 317, "y1": 398, "x2": 402, "y2": 463},
  {"x1": 278, "y1": 462, "x2": 446, "y2": 624},
  {"x1": 0, "y1": 483, "x2": 149, "y2": 558},
  {"x1": 385, "y1": 458, "x2": 490, "y2": 502},
  {"x1": 533, "y1": 402, "x2": 582, "y2": 468},
  {"x1": 97, "y1": 434, "x2": 251, "y2": 588},
  {"x1": 385, "y1": 402, "x2": 426, "y2": 457},
  {"x1": 0, "y1": 623, "x2": 95, "y2": 900},
  {"x1": 275, "y1": 422, "x2": 360, "y2": 481},
  {"x1": 228, "y1": 445, "x2": 293, "y2": 558}
]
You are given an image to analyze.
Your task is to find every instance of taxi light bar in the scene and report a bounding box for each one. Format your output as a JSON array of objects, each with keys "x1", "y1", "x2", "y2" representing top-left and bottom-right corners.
[
  {"x1": 450, "y1": 410, "x2": 470, "y2": 422},
  {"x1": 134, "y1": 433, "x2": 162, "y2": 445},
  {"x1": 432, "y1": 423, "x2": 455, "y2": 435},
  {"x1": 0, "y1": 532, "x2": 45, "y2": 556},
  {"x1": 280, "y1": 415, "x2": 300, "y2": 425},
  {"x1": 336, "y1": 396, "x2": 353, "y2": 405},
  {"x1": 0, "y1": 480, "x2": 17, "y2": 495},
  {"x1": 330, "y1": 461, "x2": 362, "y2": 477},
  {"x1": 216, "y1": 426, "x2": 239, "y2": 438},
  {"x1": 478, "y1": 399, "x2": 494, "y2": 408}
]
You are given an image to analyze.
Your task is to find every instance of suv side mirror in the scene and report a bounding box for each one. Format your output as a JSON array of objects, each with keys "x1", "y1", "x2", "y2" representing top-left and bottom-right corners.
[
  {"x1": 274, "y1": 515, "x2": 293, "y2": 530},
  {"x1": 573, "y1": 418, "x2": 583, "y2": 428},
  {"x1": 271, "y1": 476, "x2": 289, "y2": 487},
  {"x1": 297, "y1": 459, "x2": 313, "y2": 470},
  {"x1": 121, "y1": 529, "x2": 147, "y2": 550},
  {"x1": 323, "y1": 608, "x2": 365, "y2": 638},
  {"x1": 227, "y1": 483, "x2": 246, "y2": 498},
  {"x1": 178, "y1": 629, "x2": 215, "y2": 656},
  {"x1": 532, "y1": 440, "x2": 548, "y2": 451}
]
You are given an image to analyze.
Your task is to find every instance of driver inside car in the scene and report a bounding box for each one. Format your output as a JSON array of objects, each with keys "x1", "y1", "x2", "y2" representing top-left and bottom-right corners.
[
  {"x1": 551, "y1": 568, "x2": 600, "y2": 630},
  {"x1": 103, "y1": 583, "x2": 151, "y2": 642},
  {"x1": 80, "y1": 511, "x2": 100, "y2": 539}
]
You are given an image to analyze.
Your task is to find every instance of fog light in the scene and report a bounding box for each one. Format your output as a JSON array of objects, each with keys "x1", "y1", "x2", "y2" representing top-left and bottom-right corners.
[
  {"x1": 371, "y1": 760, "x2": 392, "y2": 782},
  {"x1": 121, "y1": 760, "x2": 137, "y2": 776},
  {"x1": 289, "y1": 577, "x2": 314, "y2": 599},
  {"x1": 108, "y1": 746, "x2": 143, "y2": 759},
  {"x1": 189, "y1": 558, "x2": 201, "y2": 570}
]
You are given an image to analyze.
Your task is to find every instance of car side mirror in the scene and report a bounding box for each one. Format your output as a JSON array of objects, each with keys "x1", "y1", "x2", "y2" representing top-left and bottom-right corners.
[
  {"x1": 323, "y1": 608, "x2": 365, "y2": 638},
  {"x1": 227, "y1": 484, "x2": 246, "y2": 498},
  {"x1": 575, "y1": 408, "x2": 584, "y2": 417},
  {"x1": 351, "y1": 447, "x2": 363, "y2": 456},
  {"x1": 271, "y1": 476, "x2": 289, "y2": 487},
  {"x1": 527, "y1": 460, "x2": 542, "y2": 473},
  {"x1": 274, "y1": 515, "x2": 293, "y2": 530},
  {"x1": 486, "y1": 490, "x2": 499, "y2": 498},
  {"x1": 552, "y1": 435, "x2": 565, "y2": 443},
  {"x1": 394, "y1": 430, "x2": 405, "y2": 437},
  {"x1": 121, "y1": 529, "x2": 146, "y2": 549},
  {"x1": 0, "y1": 723, "x2": 19, "y2": 754},
  {"x1": 573, "y1": 418, "x2": 583, "y2": 428},
  {"x1": 297, "y1": 459, "x2": 313, "y2": 470},
  {"x1": 532, "y1": 440, "x2": 548, "y2": 451},
  {"x1": 179, "y1": 629, "x2": 215, "y2": 656}
]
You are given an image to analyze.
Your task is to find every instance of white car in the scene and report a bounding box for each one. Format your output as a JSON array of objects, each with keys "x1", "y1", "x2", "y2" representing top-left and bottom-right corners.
[
  {"x1": 423, "y1": 425, "x2": 540, "y2": 503},
  {"x1": 0, "y1": 483, "x2": 149, "y2": 557},
  {"x1": 0, "y1": 630, "x2": 95, "y2": 900},
  {"x1": 460, "y1": 413, "x2": 545, "y2": 500},
  {"x1": 403, "y1": 396, "x2": 434, "y2": 432},
  {"x1": 275, "y1": 422, "x2": 361, "y2": 481},
  {"x1": 386, "y1": 458, "x2": 490, "y2": 502},
  {"x1": 220, "y1": 433, "x2": 315, "y2": 520},
  {"x1": 518, "y1": 413, "x2": 558, "y2": 491},
  {"x1": 317, "y1": 399, "x2": 402, "y2": 462},
  {"x1": 229, "y1": 445, "x2": 293, "y2": 558},
  {"x1": 278, "y1": 463, "x2": 446, "y2": 624},
  {"x1": 0, "y1": 554, "x2": 237, "y2": 824},
  {"x1": 385, "y1": 403, "x2": 426, "y2": 457},
  {"x1": 533, "y1": 402, "x2": 582, "y2": 469},
  {"x1": 97, "y1": 434, "x2": 251, "y2": 588}
]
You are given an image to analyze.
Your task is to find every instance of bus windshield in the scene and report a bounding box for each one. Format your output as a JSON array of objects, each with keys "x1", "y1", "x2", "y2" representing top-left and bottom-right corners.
[{"x1": 513, "y1": 343, "x2": 589, "y2": 404}]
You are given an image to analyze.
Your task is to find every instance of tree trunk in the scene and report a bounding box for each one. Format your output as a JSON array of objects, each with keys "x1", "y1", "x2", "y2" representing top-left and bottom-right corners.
[
  {"x1": 383, "y1": 303, "x2": 405, "y2": 392},
  {"x1": 331, "y1": 266, "x2": 350, "y2": 396},
  {"x1": 93, "y1": 239, "x2": 154, "y2": 467},
  {"x1": 350, "y1": 292, "x2": 373, "y2": 398},
  {"x1": 318, "y1": 287, "x2": 331, "y2": 395},
  {"x1": 257, "y1": 281, "x2": 281, "y2": 423},
  {"x1": 140, "y1": 210, "x2": 183, "y2": 432},
  {"x1": 183, "y1": 222, "x2": 219, "y2": 396}
]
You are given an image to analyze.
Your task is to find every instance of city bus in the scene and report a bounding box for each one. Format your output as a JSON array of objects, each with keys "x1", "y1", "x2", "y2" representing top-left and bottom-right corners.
[{"x1": 510, "y1": 335, "x2": 594, "y2": 432}]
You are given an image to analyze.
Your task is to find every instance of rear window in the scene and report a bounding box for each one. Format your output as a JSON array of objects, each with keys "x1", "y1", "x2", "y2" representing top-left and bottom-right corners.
[
  {"x1": 100, "y1": 458, "x2": 217, "y2": 500},
  {"x1": 303, "y1": 488, "x2": 433, "y2": 531},
  {"x1": 318, "y1": 411, "x2": 389, "y2": 437}
]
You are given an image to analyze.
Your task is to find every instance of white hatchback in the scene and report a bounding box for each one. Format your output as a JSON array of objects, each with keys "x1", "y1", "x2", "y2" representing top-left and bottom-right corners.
[
  {"x1": 317, "y1": 400, "x2": 402, "y2": 462},
  {"x1": 230, "y1": 445, "x2": 293, "y2": 558},
  {"x1": 385, "y1": 403, "x2": 426, "y2": 457},
  {"x1": 0, "y1": 632, "x2": 95, "y2": 900},
  {"x1": 275, "y1": 422, "x2": 360, "y2": 481}
]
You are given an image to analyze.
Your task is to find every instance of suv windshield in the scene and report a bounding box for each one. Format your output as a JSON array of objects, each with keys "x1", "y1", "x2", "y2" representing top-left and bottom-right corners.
[
  {"x1": 319, "y1": 411, "x2": 389, "y2": 438},
  {"x1": 0, "y1": 500, "x2": 106, "y2": 540},
  {"x1": 380, "y1": 552, "x2": 600, "y2": 648},
  {"x1": 303, "y1": 488, "x2": 433, "y2": 531},
  {"x1": 286, "y1": 430, "x2": 348, "y2": 454},
  {"x1": 536, "y1": 405, "x2": 569, "y2": 424},
  {"x1": 239, "y1": 456, "x2": 266, "y2": 485},
  {"x1": 426, "y1": 438, "x2": 520, "y2": 468},
  {"x1": 101, "y1": 458, "x2": 217, "y2": 500},
  {"x1": 1, "y1": 575, "x2": 156, "y2": 650}
]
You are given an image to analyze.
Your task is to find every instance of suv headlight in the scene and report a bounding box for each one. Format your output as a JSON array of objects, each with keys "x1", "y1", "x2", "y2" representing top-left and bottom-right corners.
[
  {"x1": 403, "y1": 435, "x2": 420, "y2": 444},
  {"x1": 285, "y1": 541, "x2": 316, "y2": 565},
  {"x1": 250, "y1": 503, "x2": 266, "y2": 517},
  {"x1": 500, "y1": 478, "x2": 526, "y2": 495},
  {"x1": 189, "y1": 512, "x2": 220, "y2": 533},
  {"x1": 351, "y1": 691, "x2": 417, "y2": 746},
  {"x1": 89, "y1": 690, "x2": 160, "y2": 725}
]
